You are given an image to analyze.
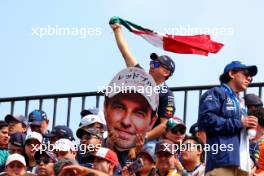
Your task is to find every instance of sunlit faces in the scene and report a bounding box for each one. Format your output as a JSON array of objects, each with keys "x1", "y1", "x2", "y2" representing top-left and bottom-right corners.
[
  {"x1": 104, "y1": 93, "x2": 156, "y2": 150},
  {"x1": 165, "y1": 126, "x2": 186, "y2": 144},
  {"x1": 5, "y1": 161, "x2": 26, "y2": 176},
  {"x1": 230, "y1": 69, "x2": 252, "y2": 92},
  {"x1": 181, "y1": 139, "x2": 203, "y2": 163},
  {"x1": 156, "y1": 151, "x2": 175, "y2": 172},
  {"x1": 0, "y1": 127, "x2": 9, "y2": 146},
  {"x1": 8, "y1": 120, "x2": 26, "y2": 135}
]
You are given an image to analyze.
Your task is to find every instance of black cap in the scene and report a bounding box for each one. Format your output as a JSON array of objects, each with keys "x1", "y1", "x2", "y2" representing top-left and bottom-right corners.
[
  {"x1": 189, "y1": 123, "x2": 200, "y2": 135},
  {"x1": 5, "y1": 114, "x2": 28, "y2": 126},
  {"x1": 245, "y1": 94, "x2": 263, "y2": 107},
  {"x1": 44, "y1": 125, "x2": 75, "y2": 141},
  {"x1": 0, "y1": 120, "x2": 8, "y2": 129},
  {"x1": 9, "y1": 132, "x2": 26, "y2": 147},
  {"x1": 150, "y1": 53, "x2": 175, "y2": 74},
  {"x1": 80, "y1": 108, "x2": 99, "y2": 118}
]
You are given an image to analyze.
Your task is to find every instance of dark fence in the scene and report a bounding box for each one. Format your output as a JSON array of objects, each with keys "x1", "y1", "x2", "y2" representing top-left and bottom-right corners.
[{"x1": 0, "y1": 82, "x2": 263, "y2": 128}]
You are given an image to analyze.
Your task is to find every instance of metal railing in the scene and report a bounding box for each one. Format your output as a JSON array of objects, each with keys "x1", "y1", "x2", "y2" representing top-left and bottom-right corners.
[{"x1": 0, "y1": 82, "x2": 263, "y2": 128}]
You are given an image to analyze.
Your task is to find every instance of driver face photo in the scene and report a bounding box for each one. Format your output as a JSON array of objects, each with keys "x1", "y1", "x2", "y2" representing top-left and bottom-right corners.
[
  {"x1": 104, "y1": 67, "x2": 158, "y2": 150},
  {"x1": 104, "y1": 93, "x2": 156, "y2": 149}
]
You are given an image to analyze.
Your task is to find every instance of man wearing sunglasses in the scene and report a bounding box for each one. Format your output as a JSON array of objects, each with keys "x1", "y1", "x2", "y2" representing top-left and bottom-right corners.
[
  {"x1": 110, "y1": 23, "x2": 176, "y2": 141},
  {"x1": 164, "y1": 117, "x2": 186, "y2": 145},
  {"x1": 198, "y1": 61, "x2": 258, "y2": 175},
  {"x1": 34, "y1": 151, "x2": 57, "y2": 176}
]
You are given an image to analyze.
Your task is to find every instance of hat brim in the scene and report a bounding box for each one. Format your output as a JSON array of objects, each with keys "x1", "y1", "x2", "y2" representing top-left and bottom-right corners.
[
  {"x1": 246, "y1": 65, "x2": 258, "y2": 77},
  {"x1": 43, "y1": 133, "x2": 57, "y2": 138},
  {"x1": 5, "y1": 115, "x2": 18, "y2": 123},
  {"x1": 29, "y1": 121, "x2": 42, "y2": 126},
  {"x1": 76, "y1": 128, "x2": 87, "y2": 139}
]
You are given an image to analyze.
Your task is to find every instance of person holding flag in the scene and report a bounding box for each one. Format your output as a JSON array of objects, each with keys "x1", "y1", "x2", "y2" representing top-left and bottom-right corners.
[{"x1": 109, "y1": 18, "x2": 176, "y2": 142}]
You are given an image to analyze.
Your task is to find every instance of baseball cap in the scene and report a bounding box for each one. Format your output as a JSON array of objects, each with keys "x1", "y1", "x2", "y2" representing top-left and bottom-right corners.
[
  {"x1": 34, "y1": 150, "x2": 57, "y2": 162},
  {"x1": 223, "y1": 61, "x2": 257, "y2": 77},
  {"x1": 166, "y1": 117, "x2": 186, "y2": 131},
  {"x1": 9, "y1": 132, "x2": 26, "y2": 147},
  {"x1": 5, "y1": 153, "x2": 26, "y2": 167},
  {"x1": 0, "y1": 120, "x2": 8, "y2": 128},
  {"x1": 44, "y1": 125, "x2": 75, "y2": 141},
  {"x1": 105, "y1": 67, "x2": 159, "y2": 111},
  {"x1": 76, "y1": 128, "x2": 103, "y2": 139},
  {"x1": 54, "y1": 138, "x2": 77, "y2": 152},
  {"x1": 25, "y1": 132, "x2": 43, "y2": 144},
  {"x1": 245, "y1": 94, "x2": 263, "y2": 107},
  {"x1": 5, "y1": 114, "x2": 27, "y2": 126},
  {"x1": 155, "y1": 139, "x2": 174, "y2": 155},
  {"x1": 28, "y1": 109, "x2": 48, "y2": 126},
  {"x1": 138, "y1": 142, "x2": 156, "y2": 162},
  {"x1": 80, "y1": 108, "x2": 99, "y2": 118},
  {"x1": 95, "y1": 147, "x2": 119, "y2": 167},
  {"x1": 78, "y1": 113, "x2": 106, "y2": 129},
  {"x1": 189, "y1": 122, "x2": 203, "y2": 135},
  {"x1": 150, "y1": 53, "x2": 175, "y2": 74}
]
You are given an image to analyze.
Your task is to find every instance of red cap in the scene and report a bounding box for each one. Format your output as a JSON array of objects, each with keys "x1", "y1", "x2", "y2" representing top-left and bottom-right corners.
[{"x1": 95, "y1": 147, "x2": 119, "y2": 167}]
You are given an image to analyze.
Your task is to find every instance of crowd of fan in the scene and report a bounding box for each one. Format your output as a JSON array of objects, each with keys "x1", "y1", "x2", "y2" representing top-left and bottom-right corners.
[{"x1": 0, "y1": 93, "x2": 263, "y2": 176}]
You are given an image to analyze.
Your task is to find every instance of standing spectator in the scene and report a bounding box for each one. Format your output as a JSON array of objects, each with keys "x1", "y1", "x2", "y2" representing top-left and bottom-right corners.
[
  {"x1": 180, "y1": 136, "x2": 205, "y2": 176},
  {"x1": 93, "y1": 147, "x2": 119, "y2": 176},
  {"x1": 76, "y1": 128, "x2": 103, "y2": 167},
  {"x1": 189, "y1": 122, "x2": 206, "y2": 144},
  {"x1": 4, "y1": 114, "x2": 27, "y2": 135},
  {"x1": 104, "y1": 67, "x2": 158, "y2": 167},
  {"x1": 110, "y1": 22, "x2": 176, "y2": 141},
  {"x1": 28, "y1": 110, "x2": 49, "y2": 135},
  {"x1": 25, "y1": 132, "x2": 43, "y2": 171},
  {"x1": 1, "y1": 154, "x2": 27, "y2": 176},
  {"x1": 34, "y1": 151, "x2": 56, "y2": 176},
  {"x1": 198, "y1": 61, "x2": 258, "y2": 175},
  {"x1": 245, "y1": 93, "x2": 263, "y2": 111},
  {"x1": 8, "y1": 132, "x2": 25, "y2": 155},
  {"x1": 0, "y1": 121, "x2": 9, "y2": 173},
  {"x1": 164, "y1": 117, "x2": 186, "y2": 145},
  {"x1": 155, "y1": 139, "x2": 179, "y2": 176},
  {"x1": 43, "y1": 125, "x2": 75, "y2": 144}
]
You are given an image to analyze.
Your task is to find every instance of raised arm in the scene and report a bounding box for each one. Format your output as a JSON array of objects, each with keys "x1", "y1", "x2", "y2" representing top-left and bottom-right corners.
[{"x1": 110, "y1": 23, "x2": 138, "y2": 67}]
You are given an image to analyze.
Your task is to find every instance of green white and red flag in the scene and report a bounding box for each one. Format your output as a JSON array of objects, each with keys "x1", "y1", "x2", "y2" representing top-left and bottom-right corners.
[{"x1": 109, "y1": 16, "x2": 224, "y2": 56}]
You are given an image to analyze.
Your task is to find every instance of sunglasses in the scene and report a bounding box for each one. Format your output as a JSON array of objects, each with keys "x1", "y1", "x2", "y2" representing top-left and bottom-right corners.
[
  {"x1": 150, "y1": 60, "x2": 160, "y2": 68},
  {"x1": 82, "y1": 134, "x2": 100, "y2": 140},
  {"x1": 171, "y1": 127, "x2": 186, "y2": 135},
  {"x1": 36, "y1": 157, "x2": 53, "y2": 164}
]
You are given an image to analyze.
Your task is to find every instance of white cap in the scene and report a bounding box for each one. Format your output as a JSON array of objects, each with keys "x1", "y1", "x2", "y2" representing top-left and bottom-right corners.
[
  {"x1": 105, "y1": 67, "x2": 159, "y2": 111},
  {"x1": 55, "y1": 138, "x2": 77, "y2": 152},
  {"x1": 5, "y1": 153, "x2": 26, "y2": 167},
  {"x1": 79, "y1": 113, "x2": 106, "y2": 130},
  {"x1": 25, "y1": 132, "x2": 43, "y2": 143}
]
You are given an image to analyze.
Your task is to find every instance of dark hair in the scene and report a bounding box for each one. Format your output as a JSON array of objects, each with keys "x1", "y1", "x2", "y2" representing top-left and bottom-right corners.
[
  {"x1": 182, "y1": 135, "x2": 205, "y2": 162},
  {"x1": 248, "y1": 107, "x2": 264, "y2": 127},
  {"x1": 0, "y1": 120, "x2": 8, "y2": 130},
  {"x1": 219, "y1": 69, "x2": 241, "y2": 84}
]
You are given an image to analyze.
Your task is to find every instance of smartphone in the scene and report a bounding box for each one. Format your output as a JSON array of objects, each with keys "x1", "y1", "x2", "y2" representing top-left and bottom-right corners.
[{"x1": 127, "y1": 157, "x2": 144, "y2": 173}]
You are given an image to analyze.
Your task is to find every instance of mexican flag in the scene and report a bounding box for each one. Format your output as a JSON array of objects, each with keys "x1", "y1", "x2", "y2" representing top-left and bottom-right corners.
[{"x1": 109, "y1": 16, "x2": 224, "y2": 56}]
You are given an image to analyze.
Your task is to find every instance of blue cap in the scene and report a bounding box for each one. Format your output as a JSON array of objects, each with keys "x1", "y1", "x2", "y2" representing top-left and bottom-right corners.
[
  {"x1": 9, "y1": 132, "x2": 26, "y2": 147},
  {"x1": 223, "y1": 61, "x2": 257, "y2": 77},
  {"x1": 44, "y1": 125, "x2": 75, "y2": 141},
  {"x1": 28, "y1": 110, "x2": 48, "y2": 126},
  {"x1": 150, "y1": 53, "x2": 175, "y2": 74}
]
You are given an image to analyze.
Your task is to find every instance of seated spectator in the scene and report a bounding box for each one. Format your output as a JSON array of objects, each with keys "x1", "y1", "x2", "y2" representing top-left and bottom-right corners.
[
  {"x1": 93, "y1": 147, "x2": 119, "y2": 176},
  {"x1": 136, "y1": 143, "x2": 156, "y2": 176},
  {"x1": 8, "y1": 132, "x2": 26, "y2": 155},
  {"x1": 155, "y1": 139, "x2": 179, "y2": 176},
  {"x1": 0, "y1": 121, "x2": 9, "y2": 172},
  {"x1": 77, "y1": 112, "x2": 106, "y2": 137},
  {"x1": 54, "y1": 138, "x2": 77, "y2": 160},
  {"x1": 189, "y1": 122, "x2": 206, "y2": 144},
  {"x1": 180, "y1": 136, "x2": 205, "y2": 176},
  {"x1": 76, "y1": 128, "x2": 103, "y2": 167},
  {"x1": 24, "y1": 132, "x2": 43, "y2": 171},
  {"x1": 163, "y1": 117, "x2": 186, "y2": 145},
  {"x1": 28, "y1": 110, "x2": 49, "y2": 136},
  {"x1": 245, "y1": 93, "x2": 263, "y2": 110},
  {"x1": 43, "y1": 125, "x2": 74, "y2": 144},
  {"x1": 34, "y1": 150, "x2": 57, "y2": 176},
  {"x1": 1, "y1": 153, "x2": 27, "y2": 176},
  {"x1": 4, "y1": 114, "x2": 27, "y2": 135}
]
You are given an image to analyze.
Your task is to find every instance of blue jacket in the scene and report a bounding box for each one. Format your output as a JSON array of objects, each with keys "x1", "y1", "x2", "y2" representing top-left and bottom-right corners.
[{"x1": 198, "y1": 86, "x2": 244, "y2": 173}]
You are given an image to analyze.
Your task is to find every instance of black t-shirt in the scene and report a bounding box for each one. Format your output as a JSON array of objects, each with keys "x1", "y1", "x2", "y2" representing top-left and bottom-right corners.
[{"x1": 134, "y1": 64, "x2": 175, "y2": 128}]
